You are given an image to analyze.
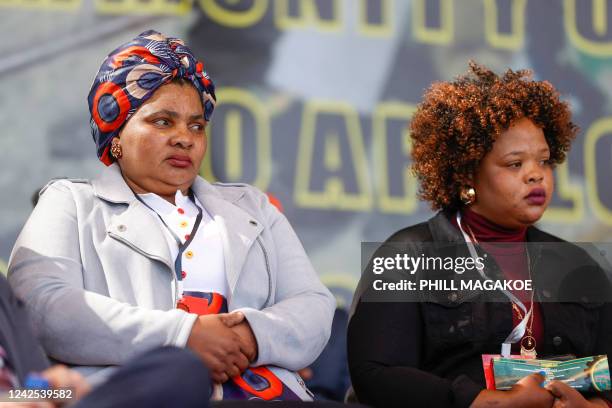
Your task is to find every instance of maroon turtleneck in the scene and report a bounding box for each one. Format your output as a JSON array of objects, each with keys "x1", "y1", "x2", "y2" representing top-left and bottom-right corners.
[{"x1": 450, "y1": 207, "x2": 543, "y2": 355}]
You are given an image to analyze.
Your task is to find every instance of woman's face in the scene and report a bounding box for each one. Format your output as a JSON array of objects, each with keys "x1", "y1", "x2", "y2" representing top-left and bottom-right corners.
[
  {"x1": 470, "y1": 117, "x2": 554, "y2": 229},
  {"x1": 114, "y1": 82, "x2": 206, "y2": 201}
]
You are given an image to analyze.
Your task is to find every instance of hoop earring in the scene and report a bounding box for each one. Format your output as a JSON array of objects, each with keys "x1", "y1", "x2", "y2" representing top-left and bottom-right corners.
[
  {"x1": 110, "y1": 141, "x2": 123, "y2": 160},
  {"x1": 460, "y1": 187, "x2": 476, "y2": 205}
]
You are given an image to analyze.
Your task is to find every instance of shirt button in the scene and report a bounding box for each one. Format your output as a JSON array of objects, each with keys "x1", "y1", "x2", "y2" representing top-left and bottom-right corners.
[
  {"x1": 180, "y1": 221, "x2": 189, "y2": 228},
  {"x1": 185, "y1": 250, "x2": 194, "y2": 259},
  {"x1": 177, "y1": 208, "x2": 185, "y2": 214},
  {"x1": 553, "y1": 336, "x2": 563, "y2": 347},
  {"x1": 184, "y1": 234, "x2": 191, "y2": 241},
  {"x1": 117, "y1": 225, "x2": 127, "y2": 232},
  {"x1": 181, "y1": 271, "x2": 187, "y2": 279}
]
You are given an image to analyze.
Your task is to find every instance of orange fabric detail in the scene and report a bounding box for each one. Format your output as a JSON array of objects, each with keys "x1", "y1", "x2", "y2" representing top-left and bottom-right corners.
[{"x1": 233, "y1": 367, "x2": 283, "y2": 400}]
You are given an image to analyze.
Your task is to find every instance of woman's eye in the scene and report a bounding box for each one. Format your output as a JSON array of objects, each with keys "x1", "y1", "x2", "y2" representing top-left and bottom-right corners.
[
  {"x1": 508, "y1": 162, "x2": 521, "y2": 168},
  {"x1": 190, "y1": 123, "x2": 205, "y2": 132},
  {"x1": 153, "y1": 118, "x2": 170, "y2": 126},
  {"x1": 540, "y1": 159, "x2": 551, "y2": 166}
]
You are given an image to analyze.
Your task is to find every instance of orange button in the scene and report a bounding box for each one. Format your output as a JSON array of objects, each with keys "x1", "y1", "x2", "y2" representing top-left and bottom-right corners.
[
  {"x1": 185, "y1": 250, "x2": 194, "y2": 259},
  {"x1": 180, "y1": 221, "x2": 188, "y2": 228}
]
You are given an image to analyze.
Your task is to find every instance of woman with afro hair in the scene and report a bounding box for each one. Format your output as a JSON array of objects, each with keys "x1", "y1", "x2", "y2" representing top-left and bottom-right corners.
[{"x1": 348, "y1": 62, "x2": 612, "y2": 408}]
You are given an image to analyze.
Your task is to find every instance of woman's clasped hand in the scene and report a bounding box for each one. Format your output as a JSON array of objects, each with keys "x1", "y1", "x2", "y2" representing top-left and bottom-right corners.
[
  {"x1": 186, "y1": 311, "x2": 257, "y2": 383},
  {"x1": 471, "y1": 374, "x2": 609, "y2": 408}
]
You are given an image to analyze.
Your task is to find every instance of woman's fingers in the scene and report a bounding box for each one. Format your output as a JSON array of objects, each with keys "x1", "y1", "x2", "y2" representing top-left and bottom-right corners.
[
  {"x1": 188, "y1": 314, "x2": 249, "y2": 376},
  {"x1": 545, "y1": 380, "x2": 582, "y2": 401},
  {"x1": 219, "y1": 312, "x2": 245, "y2": 328},
  {"x1": 509, "y1": 372, "x2": 555, "y2": 408},
  {"x1": 226, "y1": 364, "x2": 241, "y2": 379},
  {"x1": 233, "y1": 350, "x2": 250, "y2": 372},
  {"x1": 545, "y1": 380, "x2": 600, "y2": 408},
  {"x1": 517, "y1": 372, "x2": 546, "y2": 388},
  {"x1": 41, "y1": 365, "x2": 71, "y2": 389},
  {"x1": 212, "y1": 371, "x2": 229, "y2": 384}
]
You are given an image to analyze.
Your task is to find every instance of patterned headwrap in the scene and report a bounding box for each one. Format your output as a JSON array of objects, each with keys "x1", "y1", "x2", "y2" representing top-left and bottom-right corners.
[{"x1": 88, "y1": 30, "x2": 216, "y2": 165}]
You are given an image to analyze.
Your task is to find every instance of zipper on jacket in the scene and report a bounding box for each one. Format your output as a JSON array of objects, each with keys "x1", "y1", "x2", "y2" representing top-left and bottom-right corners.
[
  {"x1": 108, "y1": 232, "x2": 178, "y2": 305},
  {"x1": 256, "y1": 236, "x2": 272, "y2": 308}
]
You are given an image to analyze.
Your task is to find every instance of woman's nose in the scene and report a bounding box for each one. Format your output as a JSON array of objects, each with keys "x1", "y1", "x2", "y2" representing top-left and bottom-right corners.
[
  {"x1": 171, "y1": 126, "x2": 194, "y2": 148},
  {"x1": 526, "y1": 163, "x2": 544, "y2": 184}
]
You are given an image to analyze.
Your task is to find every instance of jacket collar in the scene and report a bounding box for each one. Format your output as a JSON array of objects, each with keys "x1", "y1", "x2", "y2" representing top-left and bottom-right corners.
[
  {"x1": 92, "y1": 164, "x2": 260, "y2": 295},
  {"x1": 428, "y1": 211, "x2": 464, "y2": 243},
  {"x1": 91, "y1": 163, "x2": 138, "y2": 204}
]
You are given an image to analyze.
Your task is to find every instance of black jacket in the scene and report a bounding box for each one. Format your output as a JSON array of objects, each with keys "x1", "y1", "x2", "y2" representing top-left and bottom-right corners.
[
  {"x1": 348, "y1": 212, "x2": 612, "y2": 408},
  {"x1": 0, "y1": 275, "x2": 49, "y2": 386}
]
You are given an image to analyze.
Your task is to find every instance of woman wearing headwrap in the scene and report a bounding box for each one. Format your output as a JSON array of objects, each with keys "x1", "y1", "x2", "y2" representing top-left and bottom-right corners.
[{"x1": 8, "y1": 30, "x2": 335, "y2": 402}]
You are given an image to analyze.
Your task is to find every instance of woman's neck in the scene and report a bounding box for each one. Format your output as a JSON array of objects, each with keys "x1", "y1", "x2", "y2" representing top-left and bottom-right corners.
[
  {"x1": 122, "y1": 174, "x2": 187, "y2": 205},
  {"x1": 461, "y1": 207, "x2": 527, "y2": 242}
]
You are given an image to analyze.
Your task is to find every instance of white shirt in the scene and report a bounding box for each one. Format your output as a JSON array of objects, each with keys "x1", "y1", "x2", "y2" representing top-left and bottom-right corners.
[{"x1": 138, "y1": 190, "x2": 228, "y2": 298}]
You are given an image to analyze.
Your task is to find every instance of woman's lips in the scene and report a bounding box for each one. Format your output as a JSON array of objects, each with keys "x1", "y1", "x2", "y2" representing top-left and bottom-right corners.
[
  {"x1": 167, "y1": 155, "x2": 192, "y2": 168},
  {"x1": 525, "y1": 188, "x2": 546, "y2": 205}
]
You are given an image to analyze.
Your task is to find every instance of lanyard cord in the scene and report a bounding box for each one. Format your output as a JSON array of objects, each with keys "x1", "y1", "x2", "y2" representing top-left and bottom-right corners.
[{"x1": 455, "y1": 212, "x2": 535, "y2": 357}]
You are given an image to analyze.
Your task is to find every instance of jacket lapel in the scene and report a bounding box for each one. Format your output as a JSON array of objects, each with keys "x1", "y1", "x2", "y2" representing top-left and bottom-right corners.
[
  {"x1": 91, "y1": 164, "x2": 174, "y2": 271},
  {"x1": 191, "y1": 178, "x2": 263, "y2": 294},
  {"x1": 90, "y1": 165, "x2": 262, "y2": 287}
]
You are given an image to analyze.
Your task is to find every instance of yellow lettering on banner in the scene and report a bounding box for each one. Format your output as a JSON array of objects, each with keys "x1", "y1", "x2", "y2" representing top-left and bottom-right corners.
[
  {"x1": 564, "y1": 0, "x2": 612, "y2": 57},
  {"x1": 200, "y1": 0, "x2": 267, "y2": 28},
  {"x1": 294, "y1": 101, "x2": 372, "y2": 211},
  {"x1": 483, "y1": 0, "x2": 527, "y2": 50},
  {"x1": 0, "y1": 0, "x2": 80, "y2": 10},
  {"x1": 412, "y1": 0, "x2": 454, "y2": 45},
  {"x1": 372, "y1": 102, "x2": 418, "y2": 214},
  {"x1": 358, "y1": 0, "x2": 393, "y2": 37},
  {"x1": 275, "y1": 0, "x2": 343, "y2": 32},
  {"x1": 225, "y1": 111, "x2": 243, "y2": 180},
  {"x1": 96, "y1": 0, "x2": 190, "y2": 14},
  {"x1": 585, "y1": 117, "x2": 612, "y2": 225},
  {"x1": 324, "y1": 132, "x2": 342, "y2": 172},
  {"x1": 200, "y1": 88, "x2": 271, "y2": 191},
  {"x1": 541, "y1": 161, "x2": 584, "y2": 223},
  {"x1": 593, "y1": 0, "x2": 608, "y2": 34}
]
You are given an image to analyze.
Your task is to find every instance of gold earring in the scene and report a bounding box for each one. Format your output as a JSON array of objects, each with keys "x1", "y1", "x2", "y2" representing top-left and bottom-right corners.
[
  {"x1": 460, "y1": 187, "x2": 476, "y2": 205},
  {"x1": 110, "y1": 141, "x2": 123, "y2": 159}
]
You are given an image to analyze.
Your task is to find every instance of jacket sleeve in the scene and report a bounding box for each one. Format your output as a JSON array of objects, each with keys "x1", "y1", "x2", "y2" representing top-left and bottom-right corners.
[
  {"x1": 0, "y1": 275, "x2": 50, "y2": 384},
  {"x1": 234, "y1": 189, "x2": 335, "y2": 371},
  {"x1": 347, "y1": 247, "x2": 482, "y2": 408},
  {"x1": 7, "y1": 181, "x2": 197, "y2": 366}
]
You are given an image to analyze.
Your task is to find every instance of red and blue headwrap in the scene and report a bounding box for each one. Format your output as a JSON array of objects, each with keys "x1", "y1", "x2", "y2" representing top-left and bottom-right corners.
[{"x1": 88, "y1": 30, "x2": 216, "y2": 165}]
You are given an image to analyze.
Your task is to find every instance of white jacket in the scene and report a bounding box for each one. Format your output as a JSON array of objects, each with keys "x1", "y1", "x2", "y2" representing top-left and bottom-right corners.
[{"x1": 8, "y1": 163, "x2": 335, "y2": 399}]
